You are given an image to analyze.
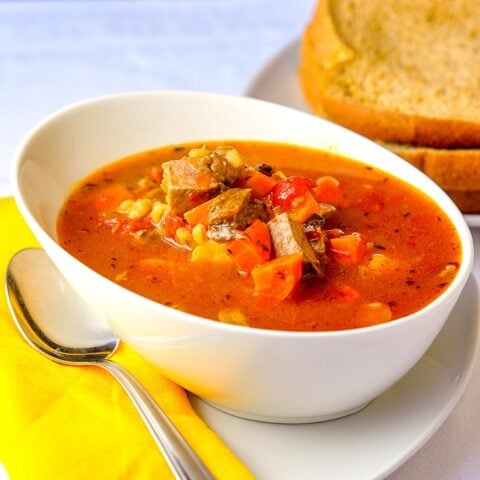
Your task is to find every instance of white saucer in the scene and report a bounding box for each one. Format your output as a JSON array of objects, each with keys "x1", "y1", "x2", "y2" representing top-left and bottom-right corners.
[
  {"x1": 192, "y1": 275, "x2": 479, "y2": 479},
  {"x1": 245, "y1": 39, "x2": 480, "y2": 229}
]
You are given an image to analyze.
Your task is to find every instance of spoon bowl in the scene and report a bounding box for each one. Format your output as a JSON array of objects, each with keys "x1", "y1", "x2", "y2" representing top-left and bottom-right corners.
[{"x1": 5, "y1": 248, "x2": 214, "y2": 480}]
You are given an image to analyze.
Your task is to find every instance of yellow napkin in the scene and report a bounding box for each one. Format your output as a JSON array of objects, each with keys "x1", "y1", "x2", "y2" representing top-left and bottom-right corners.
[{"x1": 0, "y1": 197, "x2": 254, "y2": 480}]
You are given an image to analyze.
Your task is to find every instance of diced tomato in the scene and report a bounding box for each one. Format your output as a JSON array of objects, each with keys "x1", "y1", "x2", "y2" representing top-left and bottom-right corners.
[
  {"x1": 127, "y1": 216, "x2": 154, "y2": 232},
  {"x1": 251, "y1": 253, "x2": 303, "y2": 301},
  {"x1": 312, "y1": 176, "x2": 342, "y2": 205},
  {"x1": 330, "y1": 233, "x2": 366, "y2": 264},
  {"x1": 147, "y1": 166, "x2": 163, "y2": 183},
  {"x1": 103, "y1": 215, "x2": 154, "y2": 234},
  {"x1": 163, "y1": 213, "x2": 187, "y2": 238},
  {"x1": 271, "y1": 176, "x2": 315, "y2": 209},
  {"x1": 236, "y1": 170, "x2": 278, "y2": 199}
]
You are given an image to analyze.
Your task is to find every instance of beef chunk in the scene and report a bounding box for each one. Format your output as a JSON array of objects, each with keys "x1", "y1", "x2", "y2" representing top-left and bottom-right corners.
[
  {"x1": 206, "y1": 189, "x2": 271, "y2": 240},
  {"x1": 208, "y1": 188, "x2": 252, "y2": 226},
  {"x1": 209, "y1": 152, "x2": 245, "y2": 185},
  {"x1": 162, "y1": 159, "x2": 219, "y2": 214},
  {"x1": 187, "y1": 148, "x2": 245, "y2": 186},
  {"x1": 208, "y1": 224, "x2": 246, "y2": 242},
  {"x1": 304, "y1": 214, "x2": 329, "y2": 270},
  {"x1": 268, "y1": 212, "x2": 324, "y2": 276},
  {"x1": 237, "y1": 199, "x2": 270, "y2": 227}
]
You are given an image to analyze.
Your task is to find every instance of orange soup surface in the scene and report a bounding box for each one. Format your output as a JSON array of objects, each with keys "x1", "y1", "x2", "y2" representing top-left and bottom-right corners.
[{"x1": 57, "y1": 141, "x2": 461, "y2": 331}]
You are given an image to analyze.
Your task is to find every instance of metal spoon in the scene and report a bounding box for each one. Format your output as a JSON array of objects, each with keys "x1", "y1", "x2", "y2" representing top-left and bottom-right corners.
[{"x1": 5, "y1": 248, "x2": 214, "y2": 480}]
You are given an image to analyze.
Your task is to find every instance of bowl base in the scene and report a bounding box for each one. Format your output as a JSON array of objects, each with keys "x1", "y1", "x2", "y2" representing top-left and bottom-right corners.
[{"x1": 198, "y1": 398, "x2": 370, "y2": 424}]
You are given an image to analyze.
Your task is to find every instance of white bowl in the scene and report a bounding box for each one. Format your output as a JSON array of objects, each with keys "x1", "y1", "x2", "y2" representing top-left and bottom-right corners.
[{"x1": 11, "y1": 91, "x2": 474, "y2": 423}]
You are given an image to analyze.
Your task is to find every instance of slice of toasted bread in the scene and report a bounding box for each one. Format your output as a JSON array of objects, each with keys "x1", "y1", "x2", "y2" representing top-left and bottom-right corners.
[
  {"x1": 380, "y1": 142, "x2": 480, "y2": 212},
  {"x1": 444, "y1": 190, "x2": 480, "y2": 213},
  {"x1": 381, "y1": 142, "x2": 480, "y2": 191},
  {"x1": 299, "y1": 0, "x2": 480, "y2": 148}
]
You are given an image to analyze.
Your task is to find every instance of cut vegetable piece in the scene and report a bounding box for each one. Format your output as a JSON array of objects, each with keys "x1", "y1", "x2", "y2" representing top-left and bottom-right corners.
[
  {"x1": 191, "y1": 240, "x2": 233, "y2": 263},
  {"x1": 236, "y1": 169, "x2": 278, "y2": 199},
  {"x1": 271, "y1": 176, "x2": 316, "y2": 209},
  {"x1": 244, "y1": 220, "x2": 271, "y2": 260},
  {"x1": 358, "y1": 302, "x2": 392, "y2": 327},
  {"x1": 330, "y1": 233, "x2": 366, "y2": 264},
  {"x1": 228, "y1": 238, "x2": 266, "y2": 273},
  {"x1": 288, "y1": 191, "x2": 322, "y2": 223},
  {"x1": 251, "y1": 253, "x2": 303, "y2": 300},
  {"x1": 184, "y1": 199, "x2": 213, "y2": 226},
  {"x1": 218, "y1": 308, "x2": 249, "y2": 326},
  {"x1": 162, "y1": 213, "x2": 187, "y2": 238}
]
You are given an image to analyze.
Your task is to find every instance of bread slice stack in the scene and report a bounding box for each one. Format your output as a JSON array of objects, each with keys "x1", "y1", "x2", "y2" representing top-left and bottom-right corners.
[{"x1": 299, "y1": 0, "x2": 480, "y2": 212}]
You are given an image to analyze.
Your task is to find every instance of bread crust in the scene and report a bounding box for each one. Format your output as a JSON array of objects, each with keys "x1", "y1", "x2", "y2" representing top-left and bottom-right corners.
[
  {"x1": 445, "y1": 190, "x2": 480, "y2": 213},
  {"x1": 381, "y1": 142, "x2": 480, "y2": 212},
  {"x1": 299, "y1": 0, "x2": 480, "y2": 148},
  {"x1": 321, "y1": 95, "x2": 480, "y2": 149},
  {"x1": 385, "y1": 143, "x2": 480, "y2": 191}
]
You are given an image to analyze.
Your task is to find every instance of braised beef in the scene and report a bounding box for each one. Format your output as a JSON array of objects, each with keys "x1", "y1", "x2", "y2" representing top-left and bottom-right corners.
[
  {"x1": 304, "y1": 214, "x2": 329, "y2": 271},
  {"x1": 208, "y1": 188, "x2": 252, "y2": 226},
  {"x1": 268, "y1": 212, "x2": 324, "y2": 276},
  {"x1": 209, "y1": 152, "x2": 244, "y2": 185},
  {"x1": 208, "y1": 224, "x2": 246, "y2": 242},
  {"x1": 162, "y1": 159, "x2": 219, "y2": 214}
]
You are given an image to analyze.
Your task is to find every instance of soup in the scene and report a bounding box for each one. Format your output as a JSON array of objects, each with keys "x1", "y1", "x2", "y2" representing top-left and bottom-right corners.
[{"x1": 57, "y1": 141, "x2": 461, "y2": 331}]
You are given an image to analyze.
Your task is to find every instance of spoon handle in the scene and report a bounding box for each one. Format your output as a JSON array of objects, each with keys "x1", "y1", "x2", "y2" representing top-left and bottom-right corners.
[{"x1": 98, "y1": 359, "x2": 215, "y2": 480}]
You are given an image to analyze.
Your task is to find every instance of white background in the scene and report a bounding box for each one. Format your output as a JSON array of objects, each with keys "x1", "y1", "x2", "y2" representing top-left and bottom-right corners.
[{"x1": 1, "y1": 1, "x2": 480, "y2": 479}]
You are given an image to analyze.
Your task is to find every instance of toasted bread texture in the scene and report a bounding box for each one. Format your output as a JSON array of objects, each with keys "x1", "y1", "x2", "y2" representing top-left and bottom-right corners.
[{"x1": 299, "y1": 0, "x2": 480, "y2": 148}]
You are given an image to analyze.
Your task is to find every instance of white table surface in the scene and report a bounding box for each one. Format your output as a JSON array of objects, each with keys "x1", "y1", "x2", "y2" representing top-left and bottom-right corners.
[{"x1": 1, "y1": 2, "x2": 480, "y2": 479}]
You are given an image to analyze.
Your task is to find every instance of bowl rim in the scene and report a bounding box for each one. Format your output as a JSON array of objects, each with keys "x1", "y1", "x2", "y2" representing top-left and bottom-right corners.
[{"x1": 10, "y1": 90, "x2": 475, "y2": 339}]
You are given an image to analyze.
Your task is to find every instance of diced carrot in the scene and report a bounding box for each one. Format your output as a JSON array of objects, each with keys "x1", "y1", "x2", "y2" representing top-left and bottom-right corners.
[
  {"x1": 227, "y1": 220, "x2": 271, "y2": 273},
  {"x1": 163, "y1": 213, "x2": 187, "y2": 238},
  {"x1": 92, "y1": 184, "x2": 133, "y2": 212},
  {"x1": 228, "y1": 239, "x2": 266, "y2": 273},
  {"x1": 184, "y1": 199, "x2": 213, "y2": 226},
  {"x1": 251, "y1": 253, "x2": 303, "y2": 301},
  {"x1": 312, "y1": 176, "x2": 342, "y2": 205},
  {"x1": 236, "y1": 170, "x2": 278, "y2": 199},
  {"x1": 244, "y1": 220, "x2": 271, "y2": 261},
  {"x1": 288, "y1": 191, "x2": 322, "y2": 224},
  {"x1": 330, "y1": 233, "x2": 366, "y2": 264}
]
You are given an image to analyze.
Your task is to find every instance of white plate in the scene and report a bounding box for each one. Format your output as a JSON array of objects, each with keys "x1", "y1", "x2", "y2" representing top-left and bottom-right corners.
[
  {"x1": 192, "y1": 275, "x2": 479, "y2": 479},
  {"x1": 245, "y1": 39, "x2": 480, "y2": 229}
]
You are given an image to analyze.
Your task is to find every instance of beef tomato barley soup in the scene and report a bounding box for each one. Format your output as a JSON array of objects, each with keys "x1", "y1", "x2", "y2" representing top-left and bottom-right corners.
[{"x1": 57, "y1": 141, "x2": 461, "y2": 332}]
